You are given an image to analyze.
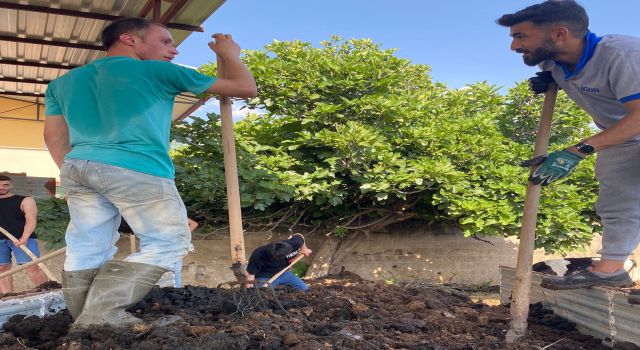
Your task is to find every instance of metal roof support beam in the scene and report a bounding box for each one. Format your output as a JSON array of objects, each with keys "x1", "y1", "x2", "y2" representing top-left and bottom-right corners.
[
  {"x1": 0, "y1": 116, "x2": 42, "y2": 122},
  {"x1": 160, "y1": 0, "x2": 189, "y2": 24},
  {"x1": 139, "y1": 0, "x2": 154, "y2": 18},
  {"x1": 153, "y1": 0, "x2": 162, "y2": 22},
  {"x1": 0, "y1": 95, "x2": 44, "y2": 104},
  {"x1": 0, "y1": 92, "x2": 44, "y2": 98},
  {"x1": 0, "y1": 59, "x2": 79, "y2": 70},
  {"x1": 0, "y1": 35, "x2": 105, "y2": 51},
  {"x1": 0, "y1": 77, "x2": 50, "y2": 85},
  {"x1": 0, "y1": 2, "x2": 203, "y2": 32}
]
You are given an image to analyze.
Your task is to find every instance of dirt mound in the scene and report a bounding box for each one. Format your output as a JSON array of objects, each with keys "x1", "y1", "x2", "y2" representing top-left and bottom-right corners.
[
  {"x1": 0, "y1": 281, "x2": 61, "y2": 300},
  {"x1": 1, "y1": 275, "x2": 638, "y2": 350}
]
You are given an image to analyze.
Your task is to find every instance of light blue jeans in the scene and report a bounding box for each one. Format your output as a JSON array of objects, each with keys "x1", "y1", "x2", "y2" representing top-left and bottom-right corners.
[
  {"x1": 61, "y1": 159, "x2": 191, "y2": 271},
  {"x1": 256, "y1": 271, "x2": 309, "y2": 292}
]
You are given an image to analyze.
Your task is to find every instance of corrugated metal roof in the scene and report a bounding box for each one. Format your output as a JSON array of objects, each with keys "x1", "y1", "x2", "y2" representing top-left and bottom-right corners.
[{"x1": 0, "y1": 0, "x2": 225, "y2": 120}]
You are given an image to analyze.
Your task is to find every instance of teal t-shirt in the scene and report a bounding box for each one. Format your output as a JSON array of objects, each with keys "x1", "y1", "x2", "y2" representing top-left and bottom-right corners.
[{"x1": 44, "y1": 56, "x2": 216, "y2": 179}]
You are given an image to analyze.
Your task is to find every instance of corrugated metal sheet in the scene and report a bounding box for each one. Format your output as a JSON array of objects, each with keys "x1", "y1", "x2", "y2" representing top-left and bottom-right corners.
[
  {"x1": 500, "y1": 266, "x2": 640, "y2": 347},
  {"x1": 0, "y1": 290, "x2": 65, "y2": 329},
  {"x1": 0, "y1": 0, "x2": 225, "y2": 119}
]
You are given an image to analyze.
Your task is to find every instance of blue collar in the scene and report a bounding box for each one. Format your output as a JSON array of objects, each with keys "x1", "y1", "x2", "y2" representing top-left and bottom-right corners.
[{"x1": 555, "y1": 31, "x2": 602, "y2": 80}]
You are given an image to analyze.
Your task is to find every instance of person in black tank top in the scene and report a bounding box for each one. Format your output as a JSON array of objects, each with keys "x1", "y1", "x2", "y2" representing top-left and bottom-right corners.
[{"x1": 0, "y1": 175, "x2": 49, "y2": 293}]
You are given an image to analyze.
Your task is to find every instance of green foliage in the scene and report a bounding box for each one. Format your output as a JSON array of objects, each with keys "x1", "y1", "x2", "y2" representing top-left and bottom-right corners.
[
  {"x1": 174, "y1": 37, "x2": 600, "y2": 253},
  {"x1": 35, "y1": 197, "x2": 68, "y2": 250},
  {"x1": 290, "y1": 261, "x2": 309, "y2": 278},
  {"x1": 498, "y1": 82, "x2": 594, "y2": 145}
]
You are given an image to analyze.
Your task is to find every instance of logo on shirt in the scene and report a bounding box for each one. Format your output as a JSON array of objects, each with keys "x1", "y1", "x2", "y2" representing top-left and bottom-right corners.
[
  {"x1": 285, "y1": 250, "x2": 299, "y2": 260},
  {"x1": 580, "y1": 86, "x2": 600, "y2": 94}
]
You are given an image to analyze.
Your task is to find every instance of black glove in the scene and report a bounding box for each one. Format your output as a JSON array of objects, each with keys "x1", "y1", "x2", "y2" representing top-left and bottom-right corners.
[{"x1": 528, "y1": 71, "x2": 555, "y2": 94}]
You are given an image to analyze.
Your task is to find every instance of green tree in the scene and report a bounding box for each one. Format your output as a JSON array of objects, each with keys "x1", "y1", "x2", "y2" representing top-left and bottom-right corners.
[{"x1": 172, "y1": 37, "x2": 600, "y2": 253}]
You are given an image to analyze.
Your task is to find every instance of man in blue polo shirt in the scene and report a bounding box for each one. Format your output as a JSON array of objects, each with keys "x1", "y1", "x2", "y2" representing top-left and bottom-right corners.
[
  {"x1": 44, "y1": 17, "x2": 256, "y2": 326},
  {"x1": 497, "y1": 1, "x2": 640, "y2": 296}
]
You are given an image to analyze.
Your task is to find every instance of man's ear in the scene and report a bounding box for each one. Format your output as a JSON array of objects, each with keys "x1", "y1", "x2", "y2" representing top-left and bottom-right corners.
[
  {"x1": 550, "y1": 26, "x2": 571, "y2": 42},
  {"x1": 119, "y1": 33, "x2": 137, "y2": 47}
]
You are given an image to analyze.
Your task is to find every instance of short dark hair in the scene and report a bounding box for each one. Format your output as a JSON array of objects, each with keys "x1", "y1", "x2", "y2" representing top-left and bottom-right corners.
[
  {"x1": 0, "y1": 175, "x2": 11, "y2": 182},
  {"x1": 101, "y1": 17, "x2": 160, "y2": 50},
  {"x1": 496, "y1": 0, "x2": 589, "y2": 38},
  {"x1": 267, "y1": 241, "x2": 294, "y2": 260}
]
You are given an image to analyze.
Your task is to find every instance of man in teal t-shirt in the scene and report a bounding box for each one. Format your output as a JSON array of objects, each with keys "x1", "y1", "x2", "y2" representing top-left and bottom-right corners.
[{"x1": 43, "y1": 17, "x2": 256, "y2": 326}]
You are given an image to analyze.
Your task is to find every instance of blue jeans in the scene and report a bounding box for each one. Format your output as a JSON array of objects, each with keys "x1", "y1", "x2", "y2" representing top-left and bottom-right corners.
[
  {"x1": 0, "y1": 239, "x2": 41, "y2": 264},
  {"x1": 257, "y1": 271, "x2": 309, "y2": 292},
  {"x1": 61, "y1": 159, "x2": 191, "y2": 271}
]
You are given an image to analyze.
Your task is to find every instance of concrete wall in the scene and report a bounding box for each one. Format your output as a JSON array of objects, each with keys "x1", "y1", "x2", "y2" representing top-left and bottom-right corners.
[
  {"x1": 0, "y1": 118, "x2": 45, "y2": 149},
  {"x1": 8, "y1": 227, "x2": 639, "y2": 292},
  {"x1": 0, "y1": 173, "x2": 56, "y2": 198},
  {"x1": 0, "y1": 99, "x2": 59, "y2": 181},
  {"x1": 0, "y1": 148, "x2": 59, "y2": 180},
  {"x1": 305, "y1": 228, "x2": 628, "y2": 285}
]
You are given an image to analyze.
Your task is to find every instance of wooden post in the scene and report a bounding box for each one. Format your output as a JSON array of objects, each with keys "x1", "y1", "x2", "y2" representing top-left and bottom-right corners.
[
  {"x1": 129, "y1": 234, "x2": 137, "y2": 253},
  {"x1": 0, "y1": 226, "x2": 59, "y2": 281},
  {"x1": 0, "y1": 247, "x2": 66, "y2": 280},
  {"x1": 216, "y1": 56, "x2": 246, "y2": 272},
  {"x1": 506, "y1": 84, "x2": 559, "y2": 343},
  {"x1": 152, "y1": 0, "x2": 161, "y2": 22}
]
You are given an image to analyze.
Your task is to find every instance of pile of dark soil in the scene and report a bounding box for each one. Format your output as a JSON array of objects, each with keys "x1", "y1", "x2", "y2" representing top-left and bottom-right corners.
[
  {"x1": 1, "y1": 274, "x2": 638, "y2": 350},
  {"x1": 0, "y1": 281, "x2": 61, "y2": 300}
]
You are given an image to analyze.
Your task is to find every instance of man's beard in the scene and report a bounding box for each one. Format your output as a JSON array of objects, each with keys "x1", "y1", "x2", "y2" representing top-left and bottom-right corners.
[{"x1": 519, "y1": 42, "x2": 557, "y2": 66}]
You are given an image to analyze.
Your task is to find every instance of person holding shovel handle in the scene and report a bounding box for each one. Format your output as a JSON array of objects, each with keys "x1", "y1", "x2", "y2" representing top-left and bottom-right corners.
[
  {"x1": 0, "y1": 175, "x2": 49, "y2": 293},
  {"x1": 246, "y1": 233, "x2": 312, "y2": 292},
  {"x1": 497, "y1": 1, "x2": 640, "y2": 298},
  {"x1": 44, "y1": 17, "x2": 256, "y2": 326}
]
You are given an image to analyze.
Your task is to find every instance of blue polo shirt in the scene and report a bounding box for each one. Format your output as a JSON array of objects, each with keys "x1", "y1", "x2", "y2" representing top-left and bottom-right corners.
[
  {"x1": 540, "y1": 32, "x2": 640, "y2": 137},
  {"x1": 45, "y1": 56, "x2": 216, "y2": 179}
]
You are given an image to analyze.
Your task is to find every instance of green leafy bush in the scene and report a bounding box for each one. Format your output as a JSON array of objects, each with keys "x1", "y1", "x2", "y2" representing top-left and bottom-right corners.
[
  {"x1": 35, "y1": 197, "x2": 68, "y2": 250},
  {"x1": 291, "y1": 261, "x2": 309, "y2": 278},
  {"x1": 173, "y1": 37, "x2": 599, "y2": 254}
]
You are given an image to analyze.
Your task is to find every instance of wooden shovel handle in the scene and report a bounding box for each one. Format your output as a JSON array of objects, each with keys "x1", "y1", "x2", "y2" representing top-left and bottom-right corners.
[
  {"x1": 507, "y1": 83, "x2": 559, "y2": 342},
  {"x1": 216, "y1": 55, "x2": 247, "y2": 271},
  {"x1": 0, "y1": 225, "x2": 57, "y2": 281}
]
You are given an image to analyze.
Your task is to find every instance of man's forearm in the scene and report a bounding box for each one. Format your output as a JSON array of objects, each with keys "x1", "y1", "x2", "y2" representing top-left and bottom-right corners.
[
  {"x1": 47, "y1": 144, "x2": 70, "y2": 169},
  {"x1": 585, "y1": 105, "x2": 640, "y2": 151},
  {"x1": 218, "y1": 55, "x2": 257, "y2": 97},
  {"x1": 43, "y1": 117, "x2": 71, "y2": 169},
  {"x1": 21, "y1": 222, "x2": 36, "y2": 241}
]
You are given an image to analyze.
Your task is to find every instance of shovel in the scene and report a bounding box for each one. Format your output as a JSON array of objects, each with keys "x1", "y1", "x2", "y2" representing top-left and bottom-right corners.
[
  {"x1": 216, "y1": 55, "x2": 247, "y2": 282},
  {"x1": 506, "y1": 83, "x2": 559, "y2": 343},
  {"x1": 0, "y1": 225, "x2": 58, "y2": 281}
]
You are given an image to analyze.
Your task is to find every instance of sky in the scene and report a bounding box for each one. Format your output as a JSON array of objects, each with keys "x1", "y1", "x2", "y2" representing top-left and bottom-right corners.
[{"x1": 173, "y1": 0, "x2": 640, "y2": 119}]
